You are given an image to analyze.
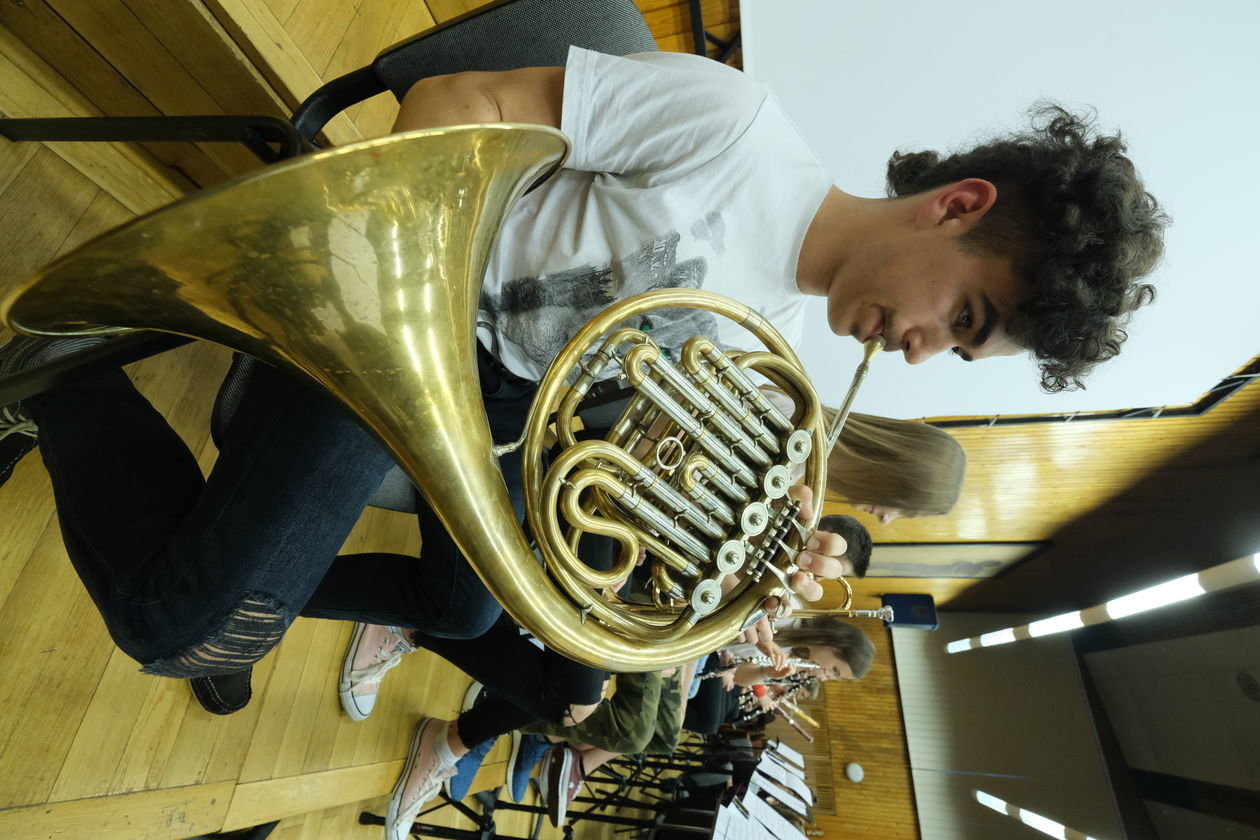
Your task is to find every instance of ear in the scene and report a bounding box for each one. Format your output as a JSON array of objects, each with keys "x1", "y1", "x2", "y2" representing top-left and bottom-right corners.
[{"x1": 915, "y1": 179, "x2": 998, "y2": 230}]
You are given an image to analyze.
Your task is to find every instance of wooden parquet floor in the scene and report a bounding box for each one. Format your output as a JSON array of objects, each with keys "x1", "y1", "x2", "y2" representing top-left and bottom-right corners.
[{"x1": 0, "y1": 338, "x2": 586, "y2": 839}]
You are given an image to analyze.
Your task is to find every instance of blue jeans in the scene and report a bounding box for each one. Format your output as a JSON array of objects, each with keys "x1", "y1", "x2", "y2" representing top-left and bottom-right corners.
[{"x1": 29, "y1": 348, "x2": 527, "y2": 677}]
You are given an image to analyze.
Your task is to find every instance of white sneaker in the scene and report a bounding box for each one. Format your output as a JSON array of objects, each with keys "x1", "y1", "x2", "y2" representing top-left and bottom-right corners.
[
  {"x1": 461, "y1": 680, "x2": 485, "y2": 714},
  {"x1": 338, "y1": 622, "x2": 415, "y2": 721},
  {"x1": 386, "y1": 718, "x2": 457, "y2": 840}
]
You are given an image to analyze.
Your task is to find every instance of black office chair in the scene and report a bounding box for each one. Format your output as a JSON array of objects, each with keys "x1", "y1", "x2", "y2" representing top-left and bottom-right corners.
[
  {"x1": 292, "y1": 0, "x2": 656, "y2": 145},
  {"x1": 0, "y1": 0, "x2": 656, "y2": 433}
]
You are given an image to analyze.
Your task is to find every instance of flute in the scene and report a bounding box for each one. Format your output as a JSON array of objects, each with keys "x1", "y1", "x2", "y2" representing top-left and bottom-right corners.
[{"x1": 697, "y1": 654, "x2": 821, "y2": 680}]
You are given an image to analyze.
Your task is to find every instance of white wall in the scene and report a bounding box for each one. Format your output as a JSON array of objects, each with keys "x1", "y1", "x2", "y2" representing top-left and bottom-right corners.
[
  {"x1": 1084, "y1": 625, "x2": 1260, "y2": 791},
  {"x1": 892, "y1": 613, "x2": 1123, "y2": 840},
  {"x1": 740, "y1": 0, "x2": 1260, "y2": 420}
]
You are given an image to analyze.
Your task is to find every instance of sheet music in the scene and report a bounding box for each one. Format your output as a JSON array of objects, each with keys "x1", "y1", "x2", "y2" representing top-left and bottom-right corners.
[
  {"x1": 745, "y1": 792, "x2": 808, "y2": 840},
  {"x1": 768, "y1": 739, "x2": 805, "y2": 769},
  {"x1": 756, "y1": 754, "x2": 814, "y2": 805},
  {"x1": 765, "y1": 749, "x2": 805, "y2": 778},
  {"x1": 727, "y1": 799, "x2": 758, "y2": 840},
  {"x1": 750, "y1": 772, "x2": 808, "y2": 815},
  {"x1": 713, "y1": 803, "x2": 733, "y2": 839}
]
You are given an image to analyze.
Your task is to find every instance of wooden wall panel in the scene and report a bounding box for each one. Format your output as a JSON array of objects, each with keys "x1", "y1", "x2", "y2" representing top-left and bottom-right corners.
[
  {"x1": 821, "y1": 372, "x2": 1260, "y2": 611},
  {"x1": 821, "y1": 623, "x2": 917, "y2": 840}
]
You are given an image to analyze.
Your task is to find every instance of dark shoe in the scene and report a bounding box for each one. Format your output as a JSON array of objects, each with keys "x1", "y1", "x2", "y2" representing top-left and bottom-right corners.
[
  {"x1": 444, "y1": 735, "x2": 497, "y2": 801},
  {"x1": 538, "y1": 743, "x2": 585, "y2": 826},
  {"x1": 0, "y1": 405, "x2": 38, "y2": 486},
  {"x1": 507, "y1": 732, "x2": 550, "y2": 803},
  {"x1": 189, "y1": 668, "x2": 253, "y2": 715},
  {"x1": 0, "y1": 333, "x2": 110, "y2": 488}
]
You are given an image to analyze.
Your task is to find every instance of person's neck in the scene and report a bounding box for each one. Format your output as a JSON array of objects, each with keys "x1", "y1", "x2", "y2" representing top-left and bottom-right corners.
[{"x1": 795, "y1": 187, "x2": 901, "y2": 296}]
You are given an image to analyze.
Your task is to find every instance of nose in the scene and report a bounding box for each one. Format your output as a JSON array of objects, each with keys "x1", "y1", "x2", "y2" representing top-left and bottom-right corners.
[{"x1": 901, "y1": 326, "x2": 951, "y2": 365}]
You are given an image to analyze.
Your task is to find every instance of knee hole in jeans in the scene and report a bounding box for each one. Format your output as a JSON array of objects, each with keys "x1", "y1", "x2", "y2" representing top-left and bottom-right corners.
[{"x1": 141, "y1": 593, "x2": 288, "y2": 678}]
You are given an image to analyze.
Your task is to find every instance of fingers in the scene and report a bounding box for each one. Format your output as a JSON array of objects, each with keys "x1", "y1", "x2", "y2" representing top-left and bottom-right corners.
[
  {"x1": 807, "y1": 529, "x2": 848, "y2": 561},
  {"x1": 766, "y1": 661, "x2": 794, "y2": 679},
  {"x1": 788, "y1": 569, "x2": 823, "y2": 602},
  {"x1": 756, "y1": 638, "x2": 787, "y2": 671},
  {"x1": 747, "y1": 616, "x2": 775, "y2": 652},
  {"x1": 787, "y1": 484, "x2": 815, "y2": 521}
]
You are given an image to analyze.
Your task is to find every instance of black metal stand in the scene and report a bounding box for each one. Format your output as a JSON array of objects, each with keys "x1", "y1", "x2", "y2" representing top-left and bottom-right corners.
[
  {"x1": 0, "y1": 114, "x2": 311, "y2": 410},
  {"x1": 357, "y1": 786, "x2": 664, "y2": 840},
  {"x1": 686, "y1": 0, "x2": 741, "y2": 65},
  {"x1": 0, "y1": 114, "x2": 311, "y2": 164}
]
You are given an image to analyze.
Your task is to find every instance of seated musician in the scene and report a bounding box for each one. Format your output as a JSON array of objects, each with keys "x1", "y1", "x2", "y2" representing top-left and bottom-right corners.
[
  {"x1": 343, "y1": 415, "x2": 957, "y2": 823},
  {"x1": 1, "y1": 40, "x2": 1164, "y2": 840},
  {"x1": 491, "y1": 616, "x2": 874, "y2": 826}
]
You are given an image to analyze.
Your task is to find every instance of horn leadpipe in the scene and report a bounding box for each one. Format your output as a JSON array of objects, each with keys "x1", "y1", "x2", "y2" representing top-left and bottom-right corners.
[{"x1": 825, "y1": 337, "x2": 886, "y2": 454}]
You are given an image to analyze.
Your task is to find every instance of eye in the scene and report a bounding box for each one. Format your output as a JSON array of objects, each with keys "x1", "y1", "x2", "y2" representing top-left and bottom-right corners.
[{"x1": 954, "y1": 303, "x2": 974, "y2": 332}]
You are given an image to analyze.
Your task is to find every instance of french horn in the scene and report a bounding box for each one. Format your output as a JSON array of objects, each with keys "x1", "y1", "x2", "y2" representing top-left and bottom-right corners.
[{"x1": 2, "y1": 125, "x2": 882, "y2": 672}]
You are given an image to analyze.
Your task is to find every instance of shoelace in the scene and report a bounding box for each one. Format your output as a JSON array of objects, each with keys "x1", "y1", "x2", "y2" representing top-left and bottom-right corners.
[
  {"x1": 399, "y1": 758, "x2": 457, "y2": 817},
  {"x1": 350, "y1": 630, "x2": 414, "y2": 685},
  {"x1": 0, "y1": 406, "x2": 37, "y2": 442}
]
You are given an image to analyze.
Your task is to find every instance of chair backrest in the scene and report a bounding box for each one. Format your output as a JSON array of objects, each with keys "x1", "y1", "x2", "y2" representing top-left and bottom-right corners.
[
  {"x1": 373, "y1": 0, "x2": 657, "y2": 98},
  {"x1": 291, "y1": 0, "x2": 656, "y2": 143}
]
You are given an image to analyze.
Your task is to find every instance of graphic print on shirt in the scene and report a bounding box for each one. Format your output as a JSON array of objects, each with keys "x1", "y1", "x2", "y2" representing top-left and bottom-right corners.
[
  {"x1": 690, "y1": 211, "x2": 726, "y2": 257},
  {"x1": 482, "y1": 229, "x2": 722, "y2": 375}
]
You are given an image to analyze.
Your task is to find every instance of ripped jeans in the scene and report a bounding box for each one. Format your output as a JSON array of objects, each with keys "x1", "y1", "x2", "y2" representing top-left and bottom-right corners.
[{"x1": 28, "y1": 351, "x2": 524, "y2": 678}]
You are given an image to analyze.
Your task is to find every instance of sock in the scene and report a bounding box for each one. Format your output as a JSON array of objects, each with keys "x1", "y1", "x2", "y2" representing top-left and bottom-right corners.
[{"x1": 433, "y1": 721, "x2": 460, "y2": 768}]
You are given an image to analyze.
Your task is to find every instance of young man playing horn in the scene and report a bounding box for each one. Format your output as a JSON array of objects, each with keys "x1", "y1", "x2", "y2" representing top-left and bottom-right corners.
[
  {"x1": 334, "y1": 48, "x2": 1166, "y2": 837},
  {"x1": 0, "y1": 44, "x2": 1166, "y2": 840}
]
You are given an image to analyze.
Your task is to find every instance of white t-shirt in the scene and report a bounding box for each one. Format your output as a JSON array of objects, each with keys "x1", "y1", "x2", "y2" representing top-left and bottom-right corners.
[{"x1": 477, "y1": 47, "x2": 833, "y2": 381}]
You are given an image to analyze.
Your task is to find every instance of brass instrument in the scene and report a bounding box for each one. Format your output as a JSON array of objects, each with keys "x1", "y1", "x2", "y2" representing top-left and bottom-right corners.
[{"x1": 2, "y1": 125, "x2": 881, "y2": 672}]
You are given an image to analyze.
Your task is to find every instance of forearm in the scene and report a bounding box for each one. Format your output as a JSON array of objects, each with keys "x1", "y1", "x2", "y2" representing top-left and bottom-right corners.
[{"x1": 733, "y1": 662, "x2": 767, "y2": 686}]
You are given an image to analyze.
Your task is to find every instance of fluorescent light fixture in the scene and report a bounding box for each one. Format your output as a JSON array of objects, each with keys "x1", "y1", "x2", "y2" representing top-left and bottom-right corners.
[
  {"x1": 947, "y1": 552, "x2": 1257, "y2": 654},
  {"x1": 1020, "y1": 810, "x2": 1067, "y2": 839},
  {"x1": 974, "y1": 790, "x2": 1006, "y2": 811},
  {"x1": 1106, "y1": 572, "x2": 1205, "y2": 619},
  {"x1": 979, "y1": 627, "x2": 1017, "y2": 647},
  {"x1": 976, "y1": 790, "x2": 1098, "y2": 840},
  {"x1": 1028, "y1": 611, "x2": 1084, "y2": 637}
]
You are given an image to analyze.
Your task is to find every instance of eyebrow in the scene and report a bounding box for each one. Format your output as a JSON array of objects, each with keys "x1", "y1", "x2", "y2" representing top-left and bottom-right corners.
[{"x1": 955, "y1": 294, "x2": 999, "y2": 363}]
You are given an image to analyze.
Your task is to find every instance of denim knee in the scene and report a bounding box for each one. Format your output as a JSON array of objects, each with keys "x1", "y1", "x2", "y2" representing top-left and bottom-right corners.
[
  {"x1": 139, "y1": 592, "x2": 291, "y2": 677},
  {"x1": 424, "y1": 593, "x2": 502, "y2": 639}
]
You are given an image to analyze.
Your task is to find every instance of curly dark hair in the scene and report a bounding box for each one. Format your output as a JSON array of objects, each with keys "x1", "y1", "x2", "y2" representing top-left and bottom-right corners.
[{"x1": 885, "y1": 103, "x2": 1169, "y2": 391}]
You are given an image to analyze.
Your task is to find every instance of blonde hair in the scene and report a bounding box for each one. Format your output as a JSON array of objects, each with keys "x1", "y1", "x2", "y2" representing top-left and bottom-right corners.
[{"x1": 764, "y1": 386, "x2": 966, "y2": 517}]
